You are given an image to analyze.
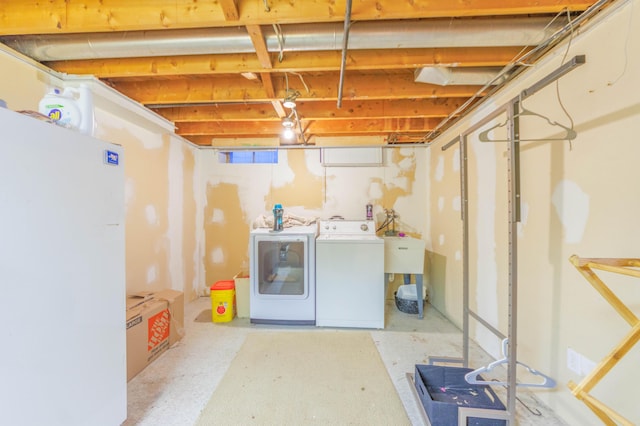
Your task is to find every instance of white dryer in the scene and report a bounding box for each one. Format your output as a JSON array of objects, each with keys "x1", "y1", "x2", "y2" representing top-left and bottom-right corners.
[
  {"x1": 316, "y1": 220, "x2": 385, "y2": 329},
  {"x1": 249, "y1": 225, "x2": 317, "y2": 325}
]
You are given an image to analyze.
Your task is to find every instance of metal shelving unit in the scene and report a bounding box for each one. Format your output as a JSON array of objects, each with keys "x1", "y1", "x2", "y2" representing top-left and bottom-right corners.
[{"x1": 431, "y1": 55, "x2": 586, "y2": 425}]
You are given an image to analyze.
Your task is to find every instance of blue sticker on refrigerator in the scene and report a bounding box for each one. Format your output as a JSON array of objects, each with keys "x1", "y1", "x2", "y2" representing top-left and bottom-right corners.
[{"x1": 104, "y1": 150, "x2": 119, "y2": 166}]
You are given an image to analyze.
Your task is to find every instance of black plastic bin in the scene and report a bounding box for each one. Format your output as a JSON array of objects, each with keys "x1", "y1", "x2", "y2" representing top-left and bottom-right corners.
[{"x1": 414, "y1": 364, "x2": 506, "y2": 426}]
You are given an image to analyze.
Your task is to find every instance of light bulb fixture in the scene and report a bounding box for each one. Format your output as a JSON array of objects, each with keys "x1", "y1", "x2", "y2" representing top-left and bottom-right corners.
[
  {"x1": 283, "y1": 89, "x2": 299, "y2": 109},
  {"x1": 282, "y1": 127, "x2": 295, "y2": 140},
  {"x1": 281, "y1": 116, "x2": 295, "y2": 128}
]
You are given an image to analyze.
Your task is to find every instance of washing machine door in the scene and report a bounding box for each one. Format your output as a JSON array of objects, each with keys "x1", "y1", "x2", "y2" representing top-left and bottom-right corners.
[{"x1": 252, "y1": 234, "x2": 309, "y2": 299}]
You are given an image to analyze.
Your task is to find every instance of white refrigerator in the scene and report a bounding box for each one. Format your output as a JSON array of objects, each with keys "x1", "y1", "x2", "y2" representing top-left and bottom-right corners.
[{"x1": 0, "y1": 107, "x2": 126, "y2": 425}]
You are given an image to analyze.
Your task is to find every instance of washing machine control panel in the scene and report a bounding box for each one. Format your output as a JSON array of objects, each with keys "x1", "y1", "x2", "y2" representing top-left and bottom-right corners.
[{"x1": 318, "y1": 220, "x2": 376, "y2": 236}]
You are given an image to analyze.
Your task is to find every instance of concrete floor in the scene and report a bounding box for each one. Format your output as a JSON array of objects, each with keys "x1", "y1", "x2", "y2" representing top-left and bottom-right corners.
[{"x1": 124, "y1": 297, "x2": 568, "y2": 426}]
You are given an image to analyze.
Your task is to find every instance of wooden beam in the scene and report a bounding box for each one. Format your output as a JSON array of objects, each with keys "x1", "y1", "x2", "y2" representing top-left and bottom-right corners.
[
  {"x1": 245, "y1": 24, "x2": 272, "y2": 69},
  {"x1": 0, "y1": 0, "x2": 596, "y2": 35},
  {"x1": 175, "y1": 117, "x2": 441, "y2": 136},
  {"x1": 218, "y1": 0, "x2": 239, "y2": 21},
  {"x1": 156, "y1": 98, "x2": 464, "y2": 122},
  {"x1": 45, "y1": 46, "x2": 528, "y2": 78},
  {"x1": 111, "y1": 72, "x2": 485, "y2": 104}
]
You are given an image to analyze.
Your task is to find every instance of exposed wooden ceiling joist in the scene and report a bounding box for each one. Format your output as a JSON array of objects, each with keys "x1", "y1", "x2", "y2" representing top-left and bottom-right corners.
[
  {"x1": 44, "y1": 46, "x2": 530, "y2": 78},
  {"x1": 0, "y1": 0, "x2": 595, "y2": 35},
  {"x1": 156, "y1": 99, "x2": 465, "y2": 122},
  {"x1": 110, "y1": 73, "x2": 485, "y2": 105},
  {"x1": 0, "y1": 0, "x2": 607, "y2": 146}
]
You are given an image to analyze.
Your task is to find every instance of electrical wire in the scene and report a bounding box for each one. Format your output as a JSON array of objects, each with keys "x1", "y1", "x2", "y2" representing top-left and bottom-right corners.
[
  {"x1": 555, "y1": 8, "x2": 576, "y2": 150},
  {"x1": 608, "y1": 0, "x2": 633, "y2": 86},
  {"x1": 273, "y1": 24, "x2": 284, "y2": 63},
  {"x1": 421, "y1": 0, "x2": 611, "y2": 144},
  {"x1": 289, "y1": 72, "x2": 310, "y2": 94}
]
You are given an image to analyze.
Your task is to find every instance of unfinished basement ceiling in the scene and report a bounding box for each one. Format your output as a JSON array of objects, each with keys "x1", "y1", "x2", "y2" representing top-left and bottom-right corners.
[{"x1": 0, "y1": 1, "x2": 613, "y2": 147}]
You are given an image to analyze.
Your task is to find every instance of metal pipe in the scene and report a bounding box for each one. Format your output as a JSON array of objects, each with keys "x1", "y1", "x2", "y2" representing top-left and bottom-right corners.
[
  {"x1": 336, "y1": 0, "x2": 352, "y2": 108},
  {"x1": 0, "y1": 17, "x2": 564, "y2": 62}
]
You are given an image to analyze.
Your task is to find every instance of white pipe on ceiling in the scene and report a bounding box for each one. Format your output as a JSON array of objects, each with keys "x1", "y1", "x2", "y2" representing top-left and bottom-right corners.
[{"x1": 0, "y1": 17, "x2": 565, "y2": 61}]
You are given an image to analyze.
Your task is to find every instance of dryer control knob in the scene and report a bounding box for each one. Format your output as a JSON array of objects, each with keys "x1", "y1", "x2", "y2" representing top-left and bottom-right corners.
[{"x1": 360, "y1": 223, "x2": 369, "y2": 232}]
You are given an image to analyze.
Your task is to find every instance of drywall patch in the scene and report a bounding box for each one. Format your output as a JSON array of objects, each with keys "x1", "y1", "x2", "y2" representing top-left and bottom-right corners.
[
  {"x1": 398, "y1": 155, "x2": 415, "y2": 171},
  {"x1": 145, "y1": 204, "x2": 158, "y2": 226},
  {"x1": 435, "y1": 155, "x2": 445, "y2": 181},
  {"x1": 147, "y1": 265, "x2": 157, "y2": 284},
  {"x1": 271, "y1": 150, "x2": 296, "y2": 188},
  {"x1": 211, "y1": 208, "x2": 225, "y2": 224},
  {"x1": 369, "y1": 181, "x2": 384, "y2": 200},
  {"x1": 452, "y1": 195, "x2": 461, "y2": 212},
  {"x1": 210, "y1": 247, "x2": 224, "y2": 264},
  {"x1": 439, "y1": 234, "x2": 445, "y2": 246},
  {"x1": 203, "y1": 181, "x2": 251, "y2": 288},
  {"x1": 552, "y1": 180, "x2": 590, "y2": 243},
  {"x1": 271, "y1": 149, "x2": 323, "y2": 209},
  {"x1": 455, "y1": 250, "x2": 462, "y2": 261},
  {"x1": 438, "y1": 196, "x2": 445, "y2": 212},
  {"x1": 392, "y1": 176, "x2": 411, "y2": 192}
]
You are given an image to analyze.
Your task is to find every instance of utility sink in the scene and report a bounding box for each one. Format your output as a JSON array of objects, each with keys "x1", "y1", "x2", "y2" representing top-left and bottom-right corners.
[{"x1": 383, "y1": 236, "x2": 426, "y2": 274}]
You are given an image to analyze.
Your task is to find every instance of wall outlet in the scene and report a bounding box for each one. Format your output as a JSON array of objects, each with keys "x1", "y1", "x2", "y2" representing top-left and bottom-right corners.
[
  {"x1": 580, "y1": 356, "x2": 597, "y2": 376},
  {"x1": 567, "y1": 347, "x2": 597, "y2": 376},
  {"x1": 567, "y1": 348, "x2": 581, "y2": 374}
]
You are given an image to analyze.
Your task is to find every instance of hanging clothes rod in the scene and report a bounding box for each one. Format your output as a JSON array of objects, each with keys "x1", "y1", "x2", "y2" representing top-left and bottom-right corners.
[
  {"x1": 443, "y1": 54, "x2": 586, "y2": 151},
  {"x1": 478, "y1": 103, "x2": 578, "y2": 143}
]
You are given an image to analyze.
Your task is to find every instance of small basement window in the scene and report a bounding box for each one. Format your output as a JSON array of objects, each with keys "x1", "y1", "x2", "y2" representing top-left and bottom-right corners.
[{"x1": 218, "y1": 150, "x2": 278, "y2": 164}]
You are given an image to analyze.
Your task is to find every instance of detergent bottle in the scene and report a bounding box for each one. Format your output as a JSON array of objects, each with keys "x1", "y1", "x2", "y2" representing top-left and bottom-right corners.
[
  {"x1": 272, "y1": 204, "x2": 284, "y2": 232},
  {"x1": 38, "y1": 84, "x2": 95, "y2": 135}
]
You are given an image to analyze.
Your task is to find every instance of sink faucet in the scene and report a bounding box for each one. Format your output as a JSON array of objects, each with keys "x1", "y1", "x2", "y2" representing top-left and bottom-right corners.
[{"x1": 382, "y1": 209, "x2": 397, "y2": 236}]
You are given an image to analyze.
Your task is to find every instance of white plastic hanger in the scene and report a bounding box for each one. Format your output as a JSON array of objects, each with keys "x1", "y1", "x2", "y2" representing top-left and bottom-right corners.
[
  {"x1": 478, "y1": 103, "x2": 577, "y2": 143},
  {"x1": 464, "y1": 339, "x2": 557, "y2": 389}
]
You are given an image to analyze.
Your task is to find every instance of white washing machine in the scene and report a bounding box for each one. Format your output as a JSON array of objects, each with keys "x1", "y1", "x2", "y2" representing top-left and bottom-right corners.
[
  {"x1": 316, "y1": 220, "x2": 385, "y2": 329},
  {"x1": 249, "y1": 225, "x2": 317, "y2": 325}
]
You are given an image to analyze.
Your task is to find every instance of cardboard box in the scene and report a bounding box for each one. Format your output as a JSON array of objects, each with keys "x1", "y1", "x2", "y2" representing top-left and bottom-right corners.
[
  {"x1": 126, "y1": 289, "x2": 184, "y2": 381},
  {"x1": 233, "y1": 272, "x2": 250, "y2": 318}
]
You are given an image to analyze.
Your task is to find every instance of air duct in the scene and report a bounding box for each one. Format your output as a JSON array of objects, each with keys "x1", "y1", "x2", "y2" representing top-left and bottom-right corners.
[
  {"x1": 415, "y1": 67, "x2": 509, "y2": 86},
  {"x1": 0, "y1": 17, "x2": 565, "y2": 61}
]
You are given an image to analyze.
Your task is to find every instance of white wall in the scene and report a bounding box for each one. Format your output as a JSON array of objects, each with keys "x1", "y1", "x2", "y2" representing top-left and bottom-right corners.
[
  {"x1": 200, "y1": 146, "x2": 429, "y2": 293},
  {"x1": 428, "y1": 0, "x2": 640, "y2": 423}
]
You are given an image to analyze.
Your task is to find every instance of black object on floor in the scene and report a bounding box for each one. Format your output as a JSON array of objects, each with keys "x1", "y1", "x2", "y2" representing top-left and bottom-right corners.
[{"x1": 414, "y1": 364, "x2": 506, "y2": 426}]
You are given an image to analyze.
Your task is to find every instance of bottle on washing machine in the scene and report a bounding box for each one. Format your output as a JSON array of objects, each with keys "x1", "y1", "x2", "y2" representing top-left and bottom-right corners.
[{"x1": 273, "y1": 203, "x2": 284, "y2": 231}]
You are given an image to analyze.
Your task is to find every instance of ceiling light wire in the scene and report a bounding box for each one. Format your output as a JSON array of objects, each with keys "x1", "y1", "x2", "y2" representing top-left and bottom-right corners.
[
  {"x1": 273, "y1": 24, "x2": 284, "y2": 62},
  {"x1": 289, "y1": 72, "x2": 310, "y2": 94}
]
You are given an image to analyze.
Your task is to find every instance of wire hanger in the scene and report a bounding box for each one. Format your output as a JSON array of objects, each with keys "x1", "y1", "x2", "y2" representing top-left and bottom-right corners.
[
  {"x1": 478, "y1": 99, "x2": 577, "y2": 143},
  {"x1": 464, "y1": 339, "x2": 557, "y2": 389}
]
